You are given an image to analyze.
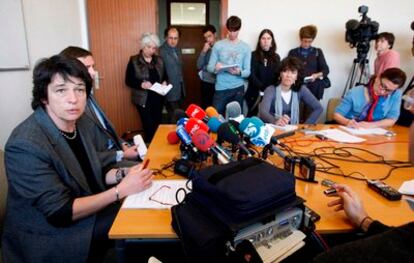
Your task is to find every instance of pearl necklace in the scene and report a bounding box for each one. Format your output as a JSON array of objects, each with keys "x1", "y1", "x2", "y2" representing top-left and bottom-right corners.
[{"x1": 59, "y1": 126, "x2": 77, "y2": 140}]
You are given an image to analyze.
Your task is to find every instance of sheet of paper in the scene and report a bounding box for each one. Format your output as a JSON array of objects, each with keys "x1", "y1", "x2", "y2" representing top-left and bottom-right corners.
[
  {"x1": 399, "y1": 180, "x2": 414, "y2": 195},
  {"x1": 267, "y1": 124, "x2": 298, "y2": 132},
  {"x1": 217, "y1": 63, "x2": 239, "y2": 73},
  {"x1": 122, "y1": 179, "x2": 190, "y2": 209},
  {"x1": 319, "y1": 128, "x2": 366, "y2": 143},
  {"x1": 339, "y1": 126, "x2": 389, "y2": 135},
  {"x1": 149, "y1": 82, "x2": 173, "y2": 96}
]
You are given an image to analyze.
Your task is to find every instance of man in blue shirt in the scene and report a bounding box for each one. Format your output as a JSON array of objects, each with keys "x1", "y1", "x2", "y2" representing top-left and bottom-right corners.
[{"x1": 207, "y1": 16, "x2": 251, "y2": 114}]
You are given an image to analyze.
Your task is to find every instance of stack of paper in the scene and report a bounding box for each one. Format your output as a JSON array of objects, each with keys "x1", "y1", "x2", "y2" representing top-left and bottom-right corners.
[
  {"x1": 122, "y1": 180, "x2": 189, "y2": 209},
  {"x1": 339, "y1": 126, "x2": 389, "y2": 135},
  {"x1": 318, "y1": 129, "x2": 366, "y2": 143},
  {"x1": 268, "y1": 124, "x2": 298, "y2": 132},
  {"x1": 149, "y1": 82, "x2": 173, "y2": 96}
]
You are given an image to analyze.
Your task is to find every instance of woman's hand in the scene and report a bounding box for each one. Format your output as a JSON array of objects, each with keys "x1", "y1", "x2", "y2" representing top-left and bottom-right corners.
[
  {"x1": 117, "y1": 163, "x2": 153, "y2": 198},
  {"x1": 141, "y1": 81, "x2": 152, "y2": 90},
  {"x1": 275, "y1": 115, "x2": 290, "y2": 126},
  {"x1": 327, "y1": 184, "x2": 370, "y2": 230}
]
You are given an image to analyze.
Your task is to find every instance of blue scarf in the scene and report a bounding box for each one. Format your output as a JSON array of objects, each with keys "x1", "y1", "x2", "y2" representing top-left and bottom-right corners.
[{"x1": 273, "y1": 85, "x2": 300, "y2": 124}]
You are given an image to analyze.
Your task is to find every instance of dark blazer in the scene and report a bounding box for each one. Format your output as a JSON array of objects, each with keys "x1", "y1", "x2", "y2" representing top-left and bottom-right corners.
[
  {"x1": 84, "y1": 95, "x2": 123, "y2": 168},
  {"x1": 2, "y1": 108, "x2": 105, "y2": 263},
  {"x1": 159, "y1": 42, "x2": 185, "y2": 102}
]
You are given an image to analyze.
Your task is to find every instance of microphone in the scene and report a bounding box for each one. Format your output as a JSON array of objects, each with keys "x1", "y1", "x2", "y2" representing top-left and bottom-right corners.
[
  {"x1": 225, "y1": 101, "x2": 242, "y2": 120},
  {"x1": 185, "y1": 118, "x2": 209, "y2": 136},
  {"x1": 177, "y1": 117, "x2": 189, "y2": 127},
  {"x1": 207, "y1": 116, "x2": 223, "y2": 133},
  {"x1": 185, "y1": 104, "x2": 208, "y2": 122},
  {"x1": 206, "y1": 106, "x2": 225, "y2": 122},
  {"x1": 176, "y1": 125, "x2": 198, "y2": 153},
  {"x1": 167, "y1": 131, "x2": 179, "y2": 144},
  {"x1": 217, "y1": 122, "x2": 251, "y2": 156},
  {"x1": 191, "y1": 130, "x2": 230, "y2": 164},
  {"x1": 411, "y1": 21, "x2": 414, "y2": 30},
  {"x1": 239, "y1": 117, "x2": 264, "y2": 138},
  {"x1": 270, "y1": 130, "x2": 296, "y2": 145}
]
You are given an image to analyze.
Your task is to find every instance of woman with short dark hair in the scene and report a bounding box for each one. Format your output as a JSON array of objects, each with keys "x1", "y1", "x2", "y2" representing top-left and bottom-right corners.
[
  {"x1": 334, "y1": 67, "x2": 407, "y2": 128},
  {"x1": 3, "y1": 55, "x2": 153, "y2": 263},
  {"x1": 259, "y1": 57, "x2": 323, "y2": 125}
]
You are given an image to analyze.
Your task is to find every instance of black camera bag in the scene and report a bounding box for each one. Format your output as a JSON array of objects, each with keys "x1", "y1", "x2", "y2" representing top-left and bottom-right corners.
[{"x1": 171, "y1": 157, "x2": 300, "y2": 262}]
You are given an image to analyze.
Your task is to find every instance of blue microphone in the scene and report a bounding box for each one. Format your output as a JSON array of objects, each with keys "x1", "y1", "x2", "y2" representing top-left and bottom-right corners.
[
  {"x1": 207, "y1": 116, "x2": 223, "y2": 133},
  {"x1": 176, "y1": 125, "x2": 198, "y2": 153},
  {"x1": 177, "y1": 117, "x2": 189, "y2": 127}
]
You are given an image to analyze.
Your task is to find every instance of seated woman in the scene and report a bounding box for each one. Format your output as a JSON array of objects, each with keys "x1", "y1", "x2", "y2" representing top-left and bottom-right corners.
[
  {"x1": 2, "y1": 55, "x2": 153, "y2": 263},
  {"x1": 259, "y1": 56, "x2": 323, "y2": 125},
  {"x1": 334, "y1": 67, "x2": 406, "y2": 128},
  {"x1": 125, "y1": 32, "x2": 168, "y2": 143},
  {"x1": 246, "y1": 29, "x2": 281, "y2": 117}
]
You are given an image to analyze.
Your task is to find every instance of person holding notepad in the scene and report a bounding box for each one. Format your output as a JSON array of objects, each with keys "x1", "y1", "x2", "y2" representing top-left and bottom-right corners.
[
  {"x1": 207, "y1": 16, "x2": 251, "y2": 115},
  {"x1": 334, "y1": 68, "x2": 406, "y2": 129},
  {"x1": 125, "y1": 33, "x2": 168, "y2": 142}
]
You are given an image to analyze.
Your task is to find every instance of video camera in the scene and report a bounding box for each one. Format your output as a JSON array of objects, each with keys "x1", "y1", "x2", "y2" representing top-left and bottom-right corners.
[{"x1": 345, "y1": 5, "x2": 379, "y2": 61}]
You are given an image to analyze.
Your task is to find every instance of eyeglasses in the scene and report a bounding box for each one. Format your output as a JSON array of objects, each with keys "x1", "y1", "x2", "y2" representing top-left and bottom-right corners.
[
  {"x1": 168, "y1": 37, "x2": 179, "y2": 40},
  {"x1": 148, "y1": 185, "x2": 174, "y2": 206},
  {"x1": 378, "y1": 80, "x2": 396, "y2": 94}
]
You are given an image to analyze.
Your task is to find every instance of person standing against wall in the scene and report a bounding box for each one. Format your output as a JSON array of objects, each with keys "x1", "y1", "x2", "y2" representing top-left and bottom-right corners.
[
  {"x1": 207, "y1": 16, "x2": 251, "y2": 115},
  {"x1": 160, "y1": 26, "x2": 185, "y2": 123},
  {"x1": 197, "y1": 24, "x2": 217, "y2": 109}
]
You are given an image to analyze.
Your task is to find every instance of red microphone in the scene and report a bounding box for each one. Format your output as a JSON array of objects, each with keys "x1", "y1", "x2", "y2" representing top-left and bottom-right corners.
[
  {"x1": 167, "y1": 131, "x2": 180, "y2": 144},
  {"x1": 185, "y1": 118, "x2": 209, "y2": 136},
  {"x1": 185, "y1": 104, "x2": 208, "y2": 122},
  {"x1": 191, "y1": 130, "x2": 229, "y2": 164}
]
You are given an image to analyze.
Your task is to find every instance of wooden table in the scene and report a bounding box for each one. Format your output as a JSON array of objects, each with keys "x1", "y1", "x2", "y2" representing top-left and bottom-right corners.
[{"x1": 109, "y1": 124, "x2": 414, "y2": 241}]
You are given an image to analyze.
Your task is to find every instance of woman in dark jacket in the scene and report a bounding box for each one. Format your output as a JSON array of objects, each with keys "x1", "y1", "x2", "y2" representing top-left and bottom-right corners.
[
  {"x1": 246, "y1": 29, "x2": 281, "y2": 117},
  {"x1": 288, "y1": 25, "x2": 330, "y2": 101},
  {"x1": 125, "y1": 33, "x2": 168, "y2": 142}
]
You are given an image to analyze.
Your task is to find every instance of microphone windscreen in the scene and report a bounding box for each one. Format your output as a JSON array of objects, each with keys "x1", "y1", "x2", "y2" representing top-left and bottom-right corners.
[
  {"x1": 346, "y1": 19, "x2": 359, "y2": 30},
  {"x1": 167, "y1": 131, "x2": 180, "y2": 144},
  {"x1": 225, "y1": 101, "x2": 241, "y2": 120},
  {"x1": 205, "y1": 106, "x2": 219, "y2": 118},
  {"x1": 411, "y1": 21, "x2": 414, "y2": 30},
  {"x1": 185, "y1": 118, "x2": 209, "y2": 136},
  {"x1": 177, "y1": 117, "x2": 189, "y2": 127},
  {"x1": 217, "y1": 122, "x2": 241, "y2": 144},
  {"x1": 207, "y1": 117, "x2": 222, "y2": 133},
  {"x1": 176, "y1": 125, "x2": 192, "y2": 145},
  {"x1": 250, "y1": 116, "x2": 265, "y2": 127},
  {"x1": 228, "y1": 119, "x2": 240, "y2": 132},
  {"x1": 173, "y1": 109, "x2": 187, "y2": 123},
  {"x1": 191, "y1": 130, "x2": 214, "y2": 152},
  {"x1": 185, "y1": 104, "x2": 206, "y2": 120},
  {"x1": 239, "y1": 118, "x2": 262, "y2": 138}
]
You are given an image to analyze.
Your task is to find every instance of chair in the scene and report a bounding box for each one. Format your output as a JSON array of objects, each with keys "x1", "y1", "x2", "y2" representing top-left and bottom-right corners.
[
  {"x1": 0, "y1": 150, "x2": 7, "y2": 262},
  {"x1": 325, "y1": 98, "x2": 342, "y2": 123}
]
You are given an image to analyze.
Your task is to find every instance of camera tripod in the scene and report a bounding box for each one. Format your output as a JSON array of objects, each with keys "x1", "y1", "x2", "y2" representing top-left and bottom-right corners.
[{"x1": 343, "y1": 57, "x2": 371, "y2": 97}]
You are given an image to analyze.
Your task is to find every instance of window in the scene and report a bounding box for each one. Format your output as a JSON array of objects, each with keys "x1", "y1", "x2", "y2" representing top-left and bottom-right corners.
[{"x1": 170, "y1": 2, "x2": 206, "y2": 25}]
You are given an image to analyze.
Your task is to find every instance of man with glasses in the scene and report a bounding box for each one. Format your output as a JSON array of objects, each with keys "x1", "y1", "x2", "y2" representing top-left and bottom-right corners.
[
  {"x1": 160, "y1": 26, "x2": 185, "y2": 123},
  {"x1": 334, "y1": 67, "x2": 406, "y2": 128},
  {"x1": 207, "y1": 16, "x2": 251, "y2": 115}
]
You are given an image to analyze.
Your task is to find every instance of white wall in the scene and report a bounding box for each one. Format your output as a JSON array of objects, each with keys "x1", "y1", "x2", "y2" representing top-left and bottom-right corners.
[
  {"x1": 229, "y1": 0, "x2": 414, "y2": 119},
  {"x1": 0, "y1": 0, "x2": 87, "y2": 150}
]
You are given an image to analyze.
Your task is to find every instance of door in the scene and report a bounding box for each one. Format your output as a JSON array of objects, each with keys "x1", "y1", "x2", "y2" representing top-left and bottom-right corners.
[{"x1": 87, "y1": 0, "x2": 158, "y2": 135}]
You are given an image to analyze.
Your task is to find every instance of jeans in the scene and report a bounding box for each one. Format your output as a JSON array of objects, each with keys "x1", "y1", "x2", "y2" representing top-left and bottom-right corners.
[{"x1": 213, "y1": 85, "x2": 244, "y2": 115}]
